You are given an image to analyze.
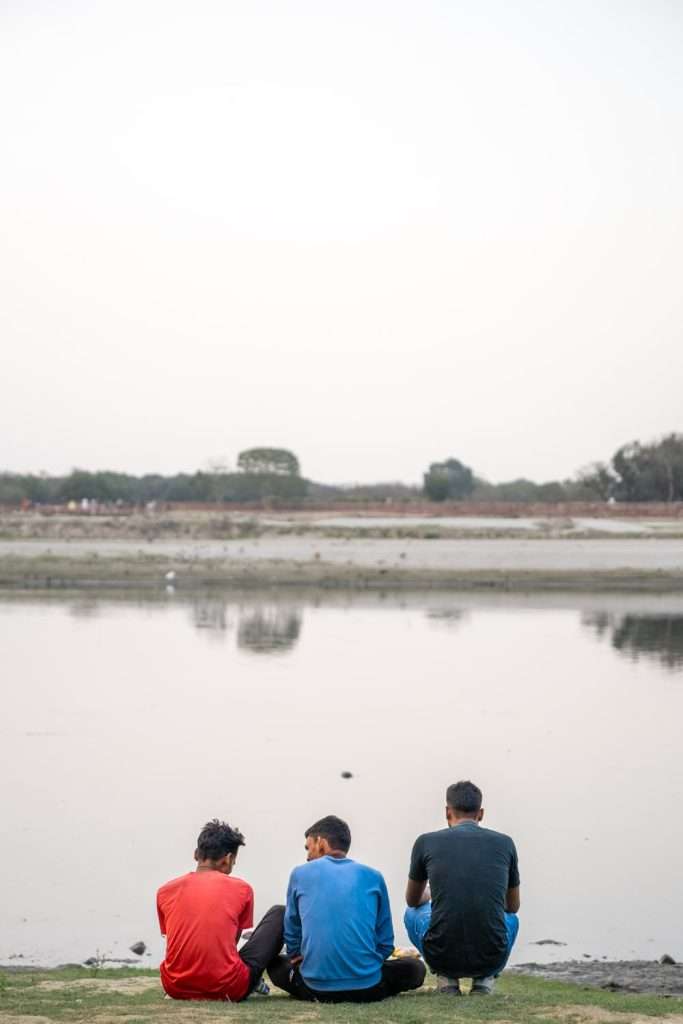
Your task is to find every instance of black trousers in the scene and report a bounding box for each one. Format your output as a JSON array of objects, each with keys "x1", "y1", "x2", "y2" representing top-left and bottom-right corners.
[
  {"x1": 239, "y1": 905, "x2": 285, "y2": 997},
  {"x1": 268, "y1": 955, "x2": 426, "y2": 1003}
]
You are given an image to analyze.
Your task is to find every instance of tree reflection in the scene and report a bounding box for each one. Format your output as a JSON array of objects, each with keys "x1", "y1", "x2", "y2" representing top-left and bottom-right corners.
[
  {"x1": 192, "y1": 599, "x2": 229, "y2": 635},
  {"x1": 237, "y1": 606, "x2": 302, "y2": 654},
  {"x1": 583, "y1": 612, "x2": 683, "y2": 670},
  {"x1": 426, "y1": 608, "x2": 467, "y2": 630}
]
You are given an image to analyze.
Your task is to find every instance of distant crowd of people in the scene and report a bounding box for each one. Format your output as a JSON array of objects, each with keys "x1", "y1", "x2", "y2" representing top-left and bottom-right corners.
[{"x1": 156, "y1": 780, "x2": 520, "y2": 1002}]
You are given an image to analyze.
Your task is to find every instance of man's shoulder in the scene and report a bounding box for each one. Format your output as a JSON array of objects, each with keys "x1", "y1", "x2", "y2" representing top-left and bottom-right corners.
[
  {"x1": 352, "y1": 860, "x2": 387, "y2": 886},
  {"x1": 414, "y1": 827, "x2": 449, "y2": 846},
  {"x1": 226, "y1": 874, "x2": 253, "y2": 897},
  {"x1": 479, "y1": 825, "x2": 516, "y2": 846},
  {"x1": 157, "y1": 872, "x2": 190, "y2": 900}
]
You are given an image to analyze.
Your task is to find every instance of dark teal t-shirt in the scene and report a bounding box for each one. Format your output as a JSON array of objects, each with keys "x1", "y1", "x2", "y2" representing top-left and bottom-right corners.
[{"x1": 409, "y1": 822, "x2": 519, "y2": 978}]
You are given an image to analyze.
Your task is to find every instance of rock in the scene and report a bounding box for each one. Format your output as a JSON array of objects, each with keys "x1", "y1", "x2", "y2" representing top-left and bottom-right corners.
[
  {"x1": 660, "y1": 954, "x2": 676, "y2": 965},
  {"x1": 129, "y1": 941, "x2": 146, "y2": 956},
  {"x1": 340, "y1": 771, "x2": 353, "y2": 779},
  {"x1": 532, "y1": 939, "x2": 566, "y2": 946}
]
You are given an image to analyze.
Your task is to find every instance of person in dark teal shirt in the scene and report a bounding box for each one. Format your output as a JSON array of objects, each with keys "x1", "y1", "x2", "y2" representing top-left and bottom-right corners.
[{"x1": 268, "y1": 816, "x2": 425, "y2": 1003}]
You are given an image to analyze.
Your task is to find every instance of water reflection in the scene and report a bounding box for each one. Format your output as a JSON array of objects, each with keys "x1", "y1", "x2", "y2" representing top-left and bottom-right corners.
[
  {"x1": 237, "y1": 606, "x2": 302, "y2": 654},
  {"x1": 425, "y1": 608, "x2": 467, "y2": 630},
  {"x1": 583, "y1": 612, "x2": 683, "y2": 670},
  {"x1": 68, "y1": 598, "x2": 101, "y2": 618},
  {"x1": 192, "y1": 599, "x2": 229, "y2": 634}
]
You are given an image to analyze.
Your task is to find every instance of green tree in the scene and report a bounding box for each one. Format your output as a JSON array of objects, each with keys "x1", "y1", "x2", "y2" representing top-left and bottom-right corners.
[
  {"x1": 423, "y1": 457, "x2": 475, "y2": 501},
  {"x1": 612, "y1": 435, "x2": 683, "y2": 501},
  {"x1": 575, "y1": 462, "x2": 615, "y2": 501},
  {"x1": 237, "y1": 448, "x2": 300, "y2": 476}
]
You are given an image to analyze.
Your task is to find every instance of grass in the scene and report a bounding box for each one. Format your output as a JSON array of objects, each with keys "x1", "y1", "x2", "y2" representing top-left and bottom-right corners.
[{"x1": 0, "y1": 968, "x2": 681, "y2": 1024}]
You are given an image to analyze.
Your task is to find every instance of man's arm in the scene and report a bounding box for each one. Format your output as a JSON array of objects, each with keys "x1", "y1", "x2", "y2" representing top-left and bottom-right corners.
[
  {"x1": 283, "y1": 871, "x2": 302, "y2": 958},
  {"x1": 505, "y1": 886, "x2": 520, "y2": 913},
  {"x1": 156, "y1": 893, "x2": 166, "y2": 937},
  {"x1": 405, "y1": 836, "x2": 429, "y2": 907},
  {"x1": 405, "y1": 878, "x2": 430, "y2": 908},
  {"x1": 375, "y1": 877, "x2": 395, "y2": 960},
  {"x1": 506, "y1": 841, "x2": 521, "y2": 913},
  {"x1": 236, "y1": 884, "x2": 255, "y2": 943}
]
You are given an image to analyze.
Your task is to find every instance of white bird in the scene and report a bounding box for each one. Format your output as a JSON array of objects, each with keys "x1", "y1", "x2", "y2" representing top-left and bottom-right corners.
[{"x1": 165, "y1": 570, "x2": 176, "y2": 581}]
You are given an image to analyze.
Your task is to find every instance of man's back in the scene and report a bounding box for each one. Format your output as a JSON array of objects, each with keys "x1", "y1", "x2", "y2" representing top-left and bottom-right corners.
[
  {"x1": 157, "y1": 871, "x2": 253, "y2": 1000},
  {"x1": 409, "y1": 822, "x2": 519, "y2": 978},
  {"x1": 284, "y1": 855, "x2": 394, "y2": 992}
]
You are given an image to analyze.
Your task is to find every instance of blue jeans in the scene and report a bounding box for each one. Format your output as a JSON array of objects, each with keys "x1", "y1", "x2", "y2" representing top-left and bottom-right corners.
[{"x1": 404, "y1": 903, "x2": 519, "y2": 978}]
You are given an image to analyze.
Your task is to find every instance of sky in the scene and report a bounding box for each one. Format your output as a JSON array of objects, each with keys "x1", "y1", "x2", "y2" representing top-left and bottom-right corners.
[{"x1": 2, "y1": 0, "x2": 682, "y2": 485}]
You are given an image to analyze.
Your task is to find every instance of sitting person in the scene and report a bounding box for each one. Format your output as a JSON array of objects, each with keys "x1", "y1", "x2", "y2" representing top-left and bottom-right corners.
[
  {"x1": 269, "y1": 815, "x2": 425, "y2": 1003},
  {"x1": 404, "y1": 780, "x2": 520, "y2": 996},
  {"x1": 157, "y1": 819, "x2": 284, "y2": 1001}
]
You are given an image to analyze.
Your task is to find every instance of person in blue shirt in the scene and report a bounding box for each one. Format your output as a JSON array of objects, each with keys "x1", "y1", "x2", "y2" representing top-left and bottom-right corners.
[{"x1": 268, "y1": 815, "x2": 425, "y2": 1003}]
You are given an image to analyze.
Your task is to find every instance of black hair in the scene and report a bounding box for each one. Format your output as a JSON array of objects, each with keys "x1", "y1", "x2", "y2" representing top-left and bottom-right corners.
[
  {"x1": 196, "y1": 819, "x2": 245, "y2": 861},
  {"x1": 305, "y1": 815, "x2": 351, "y2": 853},
  {"x1": 446, "y1": 780, "x2": 482, "y2": 815}
]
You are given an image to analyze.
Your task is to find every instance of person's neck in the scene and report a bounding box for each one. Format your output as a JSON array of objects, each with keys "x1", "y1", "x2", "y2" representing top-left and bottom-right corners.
[
  {"x1": 196, "y1": 863, "x2": 229, "y2": 873},
  {"x1": 450, "y1": 816, "x2": 479, "y2": 828},
  {"x1": 325, "y1": 850, "x2": 347, "y2": 859}
]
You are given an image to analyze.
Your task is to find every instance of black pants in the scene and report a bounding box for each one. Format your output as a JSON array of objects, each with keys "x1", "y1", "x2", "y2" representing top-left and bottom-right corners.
[
  {"x1": 268, "y1": 955, "x2": 426, "y2": 1003},
  {"x1": 239, "y1": 905, "x2": 285, "y2": 997}
]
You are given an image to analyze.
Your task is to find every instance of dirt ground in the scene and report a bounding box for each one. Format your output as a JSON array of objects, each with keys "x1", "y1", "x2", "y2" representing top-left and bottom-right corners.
[{"x1": 513, "y1": 961, "x2": 683, "y2": 997}]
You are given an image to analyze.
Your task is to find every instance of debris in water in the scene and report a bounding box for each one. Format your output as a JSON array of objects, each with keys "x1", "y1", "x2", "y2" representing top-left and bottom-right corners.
[
  {"x1": 340, "y1": 771, "x2": 353, "y2": 779},
  {"x1": 130, "y1": 941, "x2": 146, "y2": 956}
]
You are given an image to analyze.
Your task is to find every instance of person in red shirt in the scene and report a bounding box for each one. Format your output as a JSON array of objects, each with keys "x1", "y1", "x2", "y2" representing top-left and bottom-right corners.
[{"x1": 157, "y1": 819, "x2": 284, "y2": 1001}]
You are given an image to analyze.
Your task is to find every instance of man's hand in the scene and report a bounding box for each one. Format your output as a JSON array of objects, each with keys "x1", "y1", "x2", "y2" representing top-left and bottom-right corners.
[{"x1": 289, "y1": 954, "x2": 303, "y2": 966}]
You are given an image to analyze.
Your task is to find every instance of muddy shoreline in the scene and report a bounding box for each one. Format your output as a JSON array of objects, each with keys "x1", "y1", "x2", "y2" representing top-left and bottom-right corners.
[
  {"x1": 2, "y1": 554, "x2": 683, "y2": 592},
  {"x1": 511, "y1": 960, "x2": 683, "y2": 996}
]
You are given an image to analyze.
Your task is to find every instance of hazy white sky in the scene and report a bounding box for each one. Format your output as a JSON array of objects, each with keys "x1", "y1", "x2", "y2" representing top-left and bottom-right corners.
[{"x1": 2, "y1": 0, "x2": 682, "y2": 484}]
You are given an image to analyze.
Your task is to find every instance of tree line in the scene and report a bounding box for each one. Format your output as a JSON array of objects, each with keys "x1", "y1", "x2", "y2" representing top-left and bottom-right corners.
[
  {"x1": 423, "y1": 433, "x2": 683, "y2": 503},
  {"x1": 2, "y1": 435, "x2": 683, "y2": 506}
]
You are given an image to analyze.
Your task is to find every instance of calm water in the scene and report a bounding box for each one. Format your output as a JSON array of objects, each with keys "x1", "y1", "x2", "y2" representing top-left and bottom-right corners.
[{"x1": 2, "y1": 590, "x2": 682, "y2": 968}]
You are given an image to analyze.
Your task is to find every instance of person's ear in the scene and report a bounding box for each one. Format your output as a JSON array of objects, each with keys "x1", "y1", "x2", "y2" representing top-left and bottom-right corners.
[
  {"x1": 194, "y1": 848, "x2": 200, "y2": 863},
  {"x1": 318, "y1": 837, "x2": 331, "y2": 856},
  {"x1": 478, "y1": 808, "x2": 484, "y2": 822}
]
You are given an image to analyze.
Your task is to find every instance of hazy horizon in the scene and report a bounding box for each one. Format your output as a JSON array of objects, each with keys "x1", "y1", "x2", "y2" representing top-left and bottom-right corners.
[{"x1": 3, "y1": 1, "x2": 682, "y2": 485}]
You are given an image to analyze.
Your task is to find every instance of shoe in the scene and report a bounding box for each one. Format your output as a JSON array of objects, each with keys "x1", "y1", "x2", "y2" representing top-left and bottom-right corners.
[
  {"x1": 252, "y1": 977, "x2": 270, "y2": 996},
  {"x1": 436, "y1": 975, "x2": 461, "y2": 995},
  {"x1": 470, "y1": 976, "x2": 495, "y2": 995}
]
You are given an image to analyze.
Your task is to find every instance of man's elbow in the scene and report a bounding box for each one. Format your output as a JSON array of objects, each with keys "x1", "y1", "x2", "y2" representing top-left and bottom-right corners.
[{"x1": 505, "y1": 890, "x2": 521, "y2": 914}]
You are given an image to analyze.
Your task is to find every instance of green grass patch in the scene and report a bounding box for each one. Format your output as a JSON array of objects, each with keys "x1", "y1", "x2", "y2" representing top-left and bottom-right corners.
[{"x1": 0, "y1": 969, "x2": 681, "y2": 1024}]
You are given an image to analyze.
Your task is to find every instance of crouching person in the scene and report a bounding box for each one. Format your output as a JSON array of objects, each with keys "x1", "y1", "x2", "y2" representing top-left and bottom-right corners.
[
  {"x1": 157, "y1": 819, "x2": 284, "y2": 1001},
  {"x1": 268, "y1": 815, "x2": 425, "y2": 1003},
  {"x1": 404, "y1": 781, "x2": 520, "y2": 996}
]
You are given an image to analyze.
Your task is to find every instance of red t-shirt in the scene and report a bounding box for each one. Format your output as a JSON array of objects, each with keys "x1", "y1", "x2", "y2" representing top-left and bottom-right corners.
[{"x1": 157, "y1": 871, "x2": 254, "y2": 1001}]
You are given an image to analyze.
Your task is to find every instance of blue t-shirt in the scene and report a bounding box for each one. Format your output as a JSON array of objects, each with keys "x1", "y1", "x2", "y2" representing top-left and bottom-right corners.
[{"x1": 284, "y1": 855, "x2": 394, "y2": 991}]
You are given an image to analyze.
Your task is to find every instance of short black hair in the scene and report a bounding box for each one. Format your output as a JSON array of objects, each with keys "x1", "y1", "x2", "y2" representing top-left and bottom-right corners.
[
  {"x1": 446, "y1": 780, "x2": 482, "y2": 814},
  {"x1": 305, "y1": 815, "x2": 351, "y2": 853},
  {"x1": 196, "y1": 819, "x2": 245, "y2": 861}
]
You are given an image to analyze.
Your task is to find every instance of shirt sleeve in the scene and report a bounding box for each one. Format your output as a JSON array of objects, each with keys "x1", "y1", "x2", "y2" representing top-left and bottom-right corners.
[
  {"x1": 408, "y1": 836, "x2": 427, "y2": 882},
  {"x1": 239, "y1": 884, "x2": 255, "y2": 931},
  {"x1": 156, "y1": 892, "x2": 166, "y2": 936},
  {"x1": 283, "y1": 870, "x2": 302, "y2": 956},
  {"x1": 508, "y1": 841, "x2": 520, "y2": 888},
  {"x1": 375, "y1": 875, "x2": 395, "y2": 961}
]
